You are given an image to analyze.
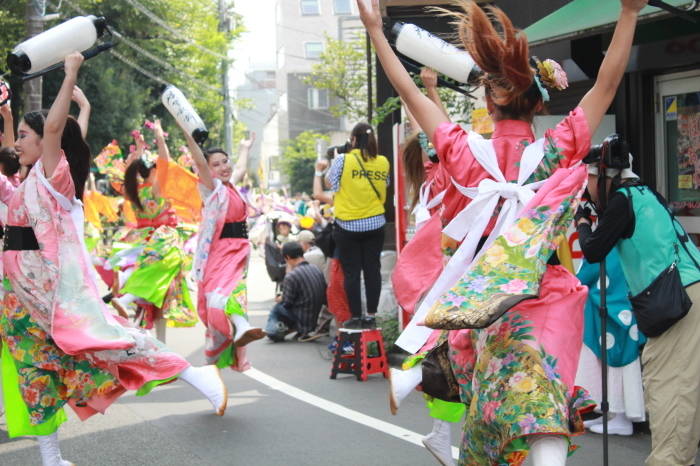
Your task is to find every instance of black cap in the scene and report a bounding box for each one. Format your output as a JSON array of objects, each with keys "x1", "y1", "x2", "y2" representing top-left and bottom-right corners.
[
  {"x1": 192, "y1": 128, "x2": 209, "y2": 146},
  {"x1": 7, "y1": 50, "x2": 31, "y2": 75},
  {"x1": 388, "y1": 21, "x2": 404, "y2": 42},
  {"x1": 91, "y1": 16, "x2": 108, "y2": 39}
]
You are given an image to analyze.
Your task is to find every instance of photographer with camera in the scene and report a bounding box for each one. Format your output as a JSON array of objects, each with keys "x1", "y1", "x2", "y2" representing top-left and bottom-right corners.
[
  {"x1": 325, "y1": 122, "x2": 389, "y2": 330},
  {"x1": 577, "y1": 138, "x2": 700, "y2": 466}
]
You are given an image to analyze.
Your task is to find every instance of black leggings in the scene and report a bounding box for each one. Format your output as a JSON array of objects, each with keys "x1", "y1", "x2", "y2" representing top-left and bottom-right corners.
[{"x1": 332, "y1": 225, "x2": 385, "y2": 319}]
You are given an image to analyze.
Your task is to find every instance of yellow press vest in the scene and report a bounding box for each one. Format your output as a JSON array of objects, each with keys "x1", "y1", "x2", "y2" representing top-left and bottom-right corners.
[{"x1": 334, "y1": 149, "x2": 389, "y2": 221}]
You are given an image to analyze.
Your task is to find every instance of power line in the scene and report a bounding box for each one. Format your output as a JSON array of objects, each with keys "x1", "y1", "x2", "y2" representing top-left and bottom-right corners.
[
  {"x1": 108, "y1": 49, "x2": 224, "y2": 107},
  {"x1": 122, "y1": 0, "x2": 228, "y2": 60},
  {"x1": 60, "y1": 0, "x2": 224, "y2": 96}
]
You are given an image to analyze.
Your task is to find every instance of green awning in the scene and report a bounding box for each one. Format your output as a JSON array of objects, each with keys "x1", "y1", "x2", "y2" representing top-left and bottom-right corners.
[{"x1": 524, "y1": 0, "x2": 695, "y2": 46}]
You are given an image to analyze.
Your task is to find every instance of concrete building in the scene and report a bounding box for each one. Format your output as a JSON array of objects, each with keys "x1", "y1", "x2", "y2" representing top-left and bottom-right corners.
[
  {"x1": 274, "y1": 0, "x2": 365, "y2": 146},
  {"x1": 235, "y1": 62, "x2": 278, "y2": 186}
]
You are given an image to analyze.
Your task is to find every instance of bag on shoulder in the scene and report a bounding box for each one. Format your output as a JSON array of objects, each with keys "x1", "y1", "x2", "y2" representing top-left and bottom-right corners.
[
  {"x1": 315, "y1": 221, "x2": 335, "y2": 258},
  {"x1": 621, "y1": 185, "x2": 695, "y2": 338},
  {"x1": 629, "y1": 257, "x2": 692, "y2": 338}
]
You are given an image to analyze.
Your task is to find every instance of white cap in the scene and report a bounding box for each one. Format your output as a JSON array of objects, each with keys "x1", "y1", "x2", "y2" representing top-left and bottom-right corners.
[{"x1": 586, "y1": 154, "x2": 639, "y2": 179}]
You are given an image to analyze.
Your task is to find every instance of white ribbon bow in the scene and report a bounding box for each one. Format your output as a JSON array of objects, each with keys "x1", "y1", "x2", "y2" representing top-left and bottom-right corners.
[
  {"x1": 412, "y1": 180, "x2": 447, "y2": 232},
  {"x1": 396, "y1": 132, "x2": 547, "y2": 353}
]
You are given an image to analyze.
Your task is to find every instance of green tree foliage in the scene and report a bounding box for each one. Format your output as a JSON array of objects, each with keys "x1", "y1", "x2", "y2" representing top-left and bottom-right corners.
[
  {"x1": 0, "y1": 0, "x2": 247, "y2": 158},
  {"x1": 280, "y1": 130, "x2": 328, "y2": 194},
  {"x1": 303, "y1": 32, "x2": 400, "y2": 127}
]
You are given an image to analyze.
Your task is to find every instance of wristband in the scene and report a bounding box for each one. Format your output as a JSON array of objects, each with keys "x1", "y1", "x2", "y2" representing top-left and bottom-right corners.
[{"x1": 314, "y1": 171, "x2": 324, "y2": 177}]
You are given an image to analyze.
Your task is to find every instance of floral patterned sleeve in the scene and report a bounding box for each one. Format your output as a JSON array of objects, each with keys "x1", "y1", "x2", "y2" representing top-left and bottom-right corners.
[
  {"x1": 45, "y1": 151, "x2": 76, "y2": 199},
  {"x1": 527, "y1": 107, "x2": 592, "y2": 183}
]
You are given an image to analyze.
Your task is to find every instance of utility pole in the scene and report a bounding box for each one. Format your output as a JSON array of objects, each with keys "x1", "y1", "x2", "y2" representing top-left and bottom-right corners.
[
  {"x1": 24, "y1": 0, "x2": 44, "y2": 113},
  {"x1": 219, "y1": 0, "x2": 233, "y2": 157}
]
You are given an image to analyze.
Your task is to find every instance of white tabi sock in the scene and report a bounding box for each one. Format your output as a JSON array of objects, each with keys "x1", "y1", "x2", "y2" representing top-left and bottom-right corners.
[
  {"x1": 528, "y1": 434, "x2": 568, "y2": 466},
  {"x1": 179, "y1": 365, "x2": 228, "y2": 416},
  {"x1": 230, "y1": 313, "x2": 253, "y2": 342},
  {"x1": 389, "y1": 365, "x2": 422, "y2": 415},
  {"x1": 422, "y1": 419, "x2": 455, "y2": 466},
  {"x1": 37, "y1": 432, "x2": 72, "y2": 466}
]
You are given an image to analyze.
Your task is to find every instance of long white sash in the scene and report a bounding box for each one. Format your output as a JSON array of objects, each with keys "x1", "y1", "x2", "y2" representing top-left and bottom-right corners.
[{"x1": 396, "y1": 132, "x2": 547, "y2": 353}]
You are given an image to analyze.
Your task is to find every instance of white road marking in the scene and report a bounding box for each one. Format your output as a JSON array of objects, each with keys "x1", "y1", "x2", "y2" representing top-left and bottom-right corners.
[
  {"x1": 247, "y1": 310, "x2": 269, "y2": 316},
  {"x1": 243, "y1": 367, "x2": 459, "y2": 460}
]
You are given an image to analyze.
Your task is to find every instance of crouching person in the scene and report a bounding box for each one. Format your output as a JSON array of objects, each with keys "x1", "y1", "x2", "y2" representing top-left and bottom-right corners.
[{"x1": 265, "y1": 242, "x2": 327, "y2": 342}]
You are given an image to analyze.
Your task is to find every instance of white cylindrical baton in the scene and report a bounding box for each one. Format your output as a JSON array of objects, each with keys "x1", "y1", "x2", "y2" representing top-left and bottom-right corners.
[{"x1": 161, "y1": 85, "x2": 209, "y2": 146}]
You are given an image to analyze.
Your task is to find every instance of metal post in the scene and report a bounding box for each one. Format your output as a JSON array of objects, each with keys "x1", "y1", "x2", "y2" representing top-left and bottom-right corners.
[
  {"x1": 219, "y1": 0, "x2": 233, "y2": 156},
  {"x1": 24, "y1": 0, "x2": 44, "y2": 113},
  {"x1": 600, "y1": 259, "x2": 610, "y2": 466},
  {"x1": 366, "y1": 32, "x2": 372, "y2": 124}
]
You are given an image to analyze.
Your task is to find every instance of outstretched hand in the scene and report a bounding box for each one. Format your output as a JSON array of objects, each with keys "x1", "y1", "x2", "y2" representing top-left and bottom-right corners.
[
  {"x1": 63, "y1": 52, "x2": 84, "y2": 77},
  {"x1": 621, "y1": 0, "x2": 649, "y2": 13},
  {"x1": 0, "y1": 103, "x2": 11, "y2": 120},
  {"x1": 356, "y1": 0, "x2": 383, "y2": 34},
  {"x1": 316, "y1": 159, "x2": 328, "y2": 172},
  {"x1": 420, "y1": 68, "x2": 438, "y2": 89},
  {"x1": 241, "y1": 131, "x2": 256, "y2": 150},
  {"x1": 71, "y1": 86, "x2": 89, "y2": 109},
  {"x1": 153, "y1": 119, "x2": 165, "y2": 140}
]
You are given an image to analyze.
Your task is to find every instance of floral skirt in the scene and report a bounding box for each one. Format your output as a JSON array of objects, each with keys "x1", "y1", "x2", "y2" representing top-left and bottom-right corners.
[
  {"x1": 120, "y1": 225, "x2": 197, "y2": 327},
  {"x1": 447, "y1": 265, "x2": 595, "y2": 465},
  {"x1": 0, "y1": 290, "x2": 121, "y2": 431}
]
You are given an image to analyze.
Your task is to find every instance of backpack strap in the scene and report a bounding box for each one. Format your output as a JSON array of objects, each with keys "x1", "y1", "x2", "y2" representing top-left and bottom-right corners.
[{"x1": 352, "y1": 152, "x2": 382, "y2": 200}]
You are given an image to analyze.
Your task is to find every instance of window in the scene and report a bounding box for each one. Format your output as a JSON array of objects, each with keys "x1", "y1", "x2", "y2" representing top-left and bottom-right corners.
[
  {"x1": 305, "y1": 42, "x2": 324, "y2": 59},
  {"x1": 333, "y1": 0, "x2": 352, "y2": 14},
  {"x1": 308, "y1": 88, "x2": 329, "y2": 109},
  {"x1": 277, "y1": 46, "x2": 285, "y2": 69},
  {"x1": 300, "y1": 0, "x2": 319, "y2": 15}
]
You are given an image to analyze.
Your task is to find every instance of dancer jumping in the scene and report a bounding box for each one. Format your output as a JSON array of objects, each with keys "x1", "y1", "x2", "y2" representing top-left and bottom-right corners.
[
  {"x1": 1, "y1": 52, "x2": 227, "y2": 466},
  {"x1": 358, "y1": 0, "x2": 648, "y2": 463},
  {"x1": 182, "y1": 126, "x2": 265, "y2": 369}
]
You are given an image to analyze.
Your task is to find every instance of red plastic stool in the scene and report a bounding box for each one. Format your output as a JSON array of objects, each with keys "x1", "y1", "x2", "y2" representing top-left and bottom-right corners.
[{"x1": 330, "y1": 328, "x2": 390, "y2": 381}]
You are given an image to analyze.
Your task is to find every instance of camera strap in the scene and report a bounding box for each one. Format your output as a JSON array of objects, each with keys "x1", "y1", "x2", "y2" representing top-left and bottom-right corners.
[{"x1": 352, "y1": 152, "x2": 382, "y2": 201}]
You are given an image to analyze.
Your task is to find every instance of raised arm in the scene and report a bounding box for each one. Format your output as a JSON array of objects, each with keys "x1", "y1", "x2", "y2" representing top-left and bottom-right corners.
[
  {"x1": 357, "y1": 0, "x2": 448, "y2": 144},
  {"x1": 153, "y1": 119, "x2": 171, "y2": 162},
  {"x1": 180, "y1": 125, "x2": 215, "y2": 192},
  {"x1": 232, "y1": 132, "x2": 254, "y2": 185},
  {"x1": 313, "y1": 159, "x2": 333, "y2": 205},
  {"x1": 72, "y1": 85, "x2": 91, "y2": 139},
  {"x1": 402, "y1": 99, "x2": 420, "y2": 132},
  {"x1": 1, "y1": 103, "x2": 14, "y2": 147},
  {"x1": 44, "y1": 52, "x2": 83, "y2": 179},
  {"x1": 578, "y1": 0, "x2": 647, "y2": 136},
  {"x1": 127, "y1": 132, "x2": 145, "y2": 167},
  {"x1": 420, "y1": 68, "x2": 450, "y2": 121}
]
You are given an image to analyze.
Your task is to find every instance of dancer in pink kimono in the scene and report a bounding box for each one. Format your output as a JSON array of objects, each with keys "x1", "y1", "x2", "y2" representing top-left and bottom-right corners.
[
  {"x1": 181, "y1": 125, "x2": 265, "y2": 370},
  {"x1": 359, "y1": 0, "x2": 648, "y2": 464},
  {"x1": 0, "y1": 53, "x2": 227, "y2": 466}
]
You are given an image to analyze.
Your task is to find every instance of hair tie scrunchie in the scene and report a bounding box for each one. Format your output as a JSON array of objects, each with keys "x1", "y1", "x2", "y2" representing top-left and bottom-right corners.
[
  {"x1": 418, "y1": 131, "x2": 437, "y2": 160},
  {"x1": 366, "y1": 128, "x2": 372, "y2": 134},
  {"x1": 140, "y1": 152, "x2": 155, "y2": 170}
]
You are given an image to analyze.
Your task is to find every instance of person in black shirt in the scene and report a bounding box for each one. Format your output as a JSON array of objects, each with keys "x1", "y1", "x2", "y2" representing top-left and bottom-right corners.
[{"x1": 264, "y1": 242, "x2": 327, "y2": 342}]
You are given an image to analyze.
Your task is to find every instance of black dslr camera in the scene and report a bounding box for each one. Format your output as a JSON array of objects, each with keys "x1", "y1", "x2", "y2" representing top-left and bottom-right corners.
[
  {"x1": 583, "y1": 133, "x2": 631, "y2": 169},
  {"x1": 326, "y1": 141, "x2": 352, "y2": 158}
]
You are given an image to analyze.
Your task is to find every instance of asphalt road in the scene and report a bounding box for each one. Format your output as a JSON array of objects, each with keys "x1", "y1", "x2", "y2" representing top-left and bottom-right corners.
[{"x1": 1, "y1": 253, "x2": 697, "y2": 465}]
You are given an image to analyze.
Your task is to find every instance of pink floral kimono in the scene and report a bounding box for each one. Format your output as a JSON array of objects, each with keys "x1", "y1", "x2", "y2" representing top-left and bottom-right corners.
[
  {"x1": 194, "y1": 178, "x2": 250, "y2": 371},
  {"x1": 0, "y1": 155, "x2": 189, "y2": 437},
  {"x1": 401, "y1": 110, "x2": 595, "y2": 465}
]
